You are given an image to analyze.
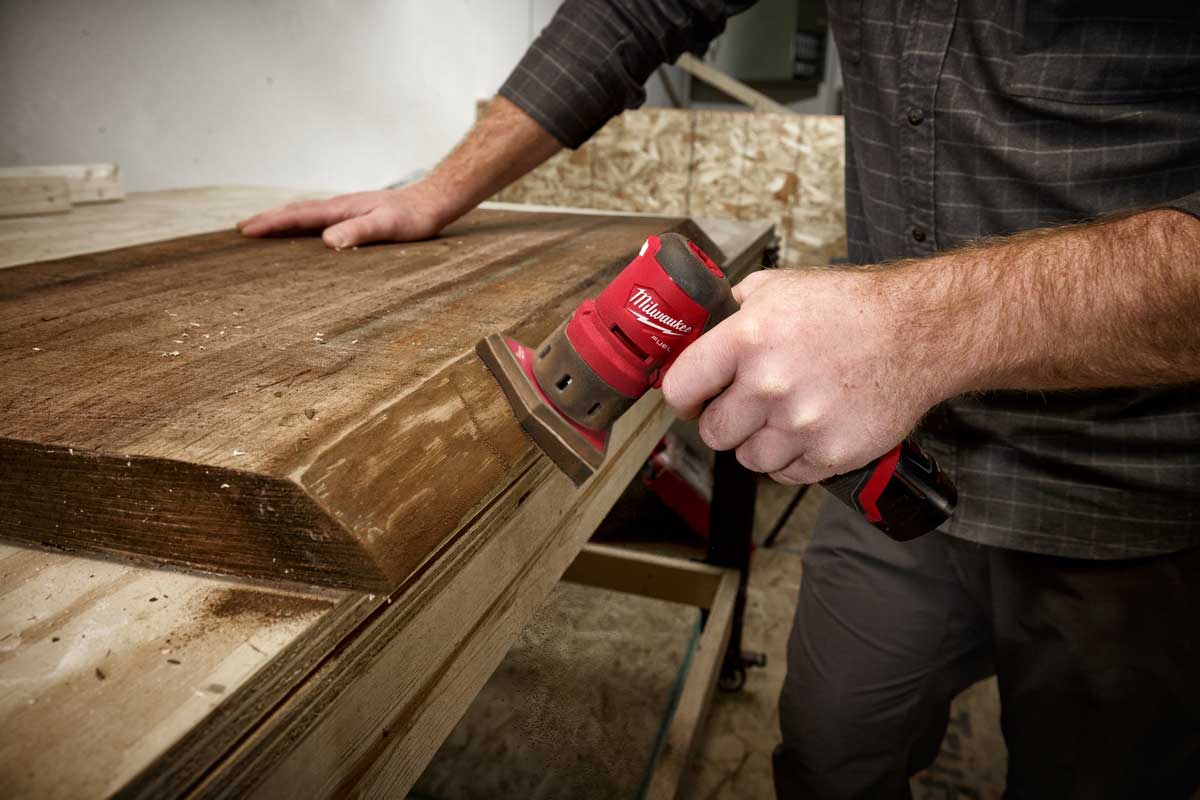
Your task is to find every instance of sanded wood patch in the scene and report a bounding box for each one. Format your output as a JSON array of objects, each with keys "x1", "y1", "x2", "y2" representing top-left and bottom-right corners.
[{"x1": 0, "y1": 209, "x2": 711, "y2": 591}]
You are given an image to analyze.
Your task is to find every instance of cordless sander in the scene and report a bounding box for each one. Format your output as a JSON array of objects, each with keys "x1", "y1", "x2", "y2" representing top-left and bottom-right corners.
[{"x1": 476, "y1": 232, "x2": 957, "y2": 541}]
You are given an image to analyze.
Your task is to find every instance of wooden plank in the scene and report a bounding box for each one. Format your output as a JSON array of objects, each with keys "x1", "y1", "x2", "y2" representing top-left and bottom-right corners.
[
  {"x1": 181, "y1": 229, "x2": 765, "y2": 800},
  {"x1": 0, "y1": 163, "x2": 124, "y2": 204},
  {"x1": 645, "y1": 569, "x2": 739, "y2": 800},
  {"x1": 674, "y1": 53, "x2": 792, "y2": 114},
  {"x1": 0, "y1": 175, "x2": 71, "y2": 218},
  {"x1": 0, "y1": 186, "x2": 319, "y2": 270},
  {"x1": 186, "y1": 393, "x2": 674, "y2": 798},
  {"x1": 0, "y1": 210, "x2": 715, "y2": 592},
  {"x1": 0, "y1": 189, "x2": 338, "y2": 800},
  {"x1": 0, "y1": 190, "x2": 772, "y2": 800},
  {"x1": 562, "y1": 543, "x2": 726, "y2": 608}
]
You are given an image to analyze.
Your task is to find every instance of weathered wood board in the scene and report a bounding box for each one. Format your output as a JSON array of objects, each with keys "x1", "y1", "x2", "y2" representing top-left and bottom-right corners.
[
  {"x1": 0, "y1": 210, "x2": 717, "y2": 592},
  {"x1": 0, "y1": 189, "x2": 772, "y2": 800}
]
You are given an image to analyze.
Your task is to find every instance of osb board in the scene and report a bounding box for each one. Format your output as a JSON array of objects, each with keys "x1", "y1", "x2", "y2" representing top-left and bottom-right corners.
[
  {"x1": 482, "y1": 101, "x2": 848, "y2": 267},
  {"x1": 0, "y1": 209, "x2": 712, "y2": 592}
]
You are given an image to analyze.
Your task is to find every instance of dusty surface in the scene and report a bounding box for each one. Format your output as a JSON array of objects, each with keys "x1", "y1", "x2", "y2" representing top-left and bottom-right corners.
[{"x1": 0, "y1": 543, "x2": 337, "y2": 800}]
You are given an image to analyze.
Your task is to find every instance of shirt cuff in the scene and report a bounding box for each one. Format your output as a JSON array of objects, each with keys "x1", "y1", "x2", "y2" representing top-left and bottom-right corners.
[{"x1": 1159, "y1": 191, "x2": 1200, "y2": 221}]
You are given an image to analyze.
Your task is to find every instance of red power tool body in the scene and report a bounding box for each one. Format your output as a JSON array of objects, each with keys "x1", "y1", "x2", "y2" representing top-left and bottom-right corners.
[{"x1": 477, "y1": 232, "x2": 956, "y2": 541}]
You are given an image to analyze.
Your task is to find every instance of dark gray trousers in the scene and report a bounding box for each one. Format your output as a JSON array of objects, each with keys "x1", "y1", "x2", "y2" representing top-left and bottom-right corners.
[{"x1": 772, "y1": 498, "x2": 1200, "y2": 800}]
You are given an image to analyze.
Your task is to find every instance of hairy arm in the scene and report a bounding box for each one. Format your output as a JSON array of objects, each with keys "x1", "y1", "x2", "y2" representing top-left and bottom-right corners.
[
  {"x1": 662, "y1": 207, "x2": 1200, "y2": 484},
  {"x1": 900, "y1": 208, "x2": 1200, "y2": 395},
  {"x1": 237, "y1": 96, "x2": 560, "y2": 247}
]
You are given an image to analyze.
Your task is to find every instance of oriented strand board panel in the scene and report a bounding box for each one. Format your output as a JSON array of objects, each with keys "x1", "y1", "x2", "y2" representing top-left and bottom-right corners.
[
  {"x1": 0, "y1": 209, "x2": 715, "y2": 591},
  {"x1": 589, "y1": 109, "x2": 692, "y2": 216},
  {"x1": 485, "y1": 101, "x2": 849, "y2": 267}
]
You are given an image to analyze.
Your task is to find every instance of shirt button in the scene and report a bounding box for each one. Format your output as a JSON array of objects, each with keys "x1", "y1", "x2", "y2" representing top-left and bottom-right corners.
[
  {"x1": 907, "y1": 107, "x2": 925, "y2": 126},
  {"x1": 911, "y1": 226, "x2": 927, "y2": 242}
]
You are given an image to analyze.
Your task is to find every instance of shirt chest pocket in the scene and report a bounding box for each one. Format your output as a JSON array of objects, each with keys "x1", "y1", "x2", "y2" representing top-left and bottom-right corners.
[{"x1": 1007, "y1": 0, "x2": 1200, "y2": 104}]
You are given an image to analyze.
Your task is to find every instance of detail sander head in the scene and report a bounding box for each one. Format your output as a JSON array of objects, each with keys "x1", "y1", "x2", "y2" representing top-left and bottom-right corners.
[{"x1": 478, "y1": 233, "x2": 734, "y2": 485}]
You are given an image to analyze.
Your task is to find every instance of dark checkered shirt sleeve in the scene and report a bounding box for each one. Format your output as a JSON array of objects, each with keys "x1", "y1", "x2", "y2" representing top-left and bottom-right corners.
[{"x1": 499, "y1": 0, "x2": 751, "y2": 148}]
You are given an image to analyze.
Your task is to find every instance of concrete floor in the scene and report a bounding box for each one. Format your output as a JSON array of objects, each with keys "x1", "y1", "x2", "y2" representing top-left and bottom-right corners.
[{"x1": 411, "y1": 479, "x2": 1008, "y2": 799}]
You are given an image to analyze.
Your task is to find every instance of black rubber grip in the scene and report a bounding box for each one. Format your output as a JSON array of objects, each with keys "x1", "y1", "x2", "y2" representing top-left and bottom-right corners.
[{"x1": 656, "y1": 233, "x2": 739, "y2": 329}]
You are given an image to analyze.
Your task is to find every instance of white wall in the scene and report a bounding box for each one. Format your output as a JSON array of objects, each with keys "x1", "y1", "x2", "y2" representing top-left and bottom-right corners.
[
  {"x1": 0, "y1": 1, "x2": 536, "y2": 192},
  {"x1": 0, "y1": 1, "x2": 838, "y2": 194}
]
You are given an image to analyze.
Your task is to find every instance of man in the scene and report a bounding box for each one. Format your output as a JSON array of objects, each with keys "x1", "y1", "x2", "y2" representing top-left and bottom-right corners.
[{"x1": 240, "y1": 2, "x2": 1200, "y2": 796}]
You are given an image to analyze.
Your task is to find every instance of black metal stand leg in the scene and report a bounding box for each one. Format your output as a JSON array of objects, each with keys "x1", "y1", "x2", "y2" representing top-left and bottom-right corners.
[
  {"x1": 705, "y1": 449, "x2": 764, "y2": 691},
  {"x1": 761, "y1": 485, "x2": 809, "y2": 549}
]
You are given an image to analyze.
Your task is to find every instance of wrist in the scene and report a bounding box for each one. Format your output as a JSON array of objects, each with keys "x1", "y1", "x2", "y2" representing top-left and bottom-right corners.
[
  {"x1": 400, "y1": 176, "x2": 462, "y2": 234},
  {"x1": 872, "y1": 252, "x2": 998, "y2": 404}
]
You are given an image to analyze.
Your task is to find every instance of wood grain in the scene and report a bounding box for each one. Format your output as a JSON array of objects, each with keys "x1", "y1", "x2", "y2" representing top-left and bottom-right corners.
[
  {"x1": 0, "y1": 163, "x2": 124, "y2": 205},
  {"x1": 0, "y1": 210, "x2": 715, "y2": 591},
  {"x1": 0, "y1": 186, "x2": 319, "y2": 270},
  {"x1": 0, "y1": 175, "x2": 71, "y2": 218}
]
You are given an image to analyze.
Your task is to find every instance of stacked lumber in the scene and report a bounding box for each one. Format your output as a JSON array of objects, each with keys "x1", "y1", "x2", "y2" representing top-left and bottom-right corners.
[{"x1": 0, "y1": 163, "x2": 123, "y2": 218}]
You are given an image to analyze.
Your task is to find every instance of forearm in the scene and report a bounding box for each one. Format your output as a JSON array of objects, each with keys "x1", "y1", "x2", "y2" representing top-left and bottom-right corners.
[
  {"x1": 895, "y1": 208, "x2": 1200, "y2": 400},
  {"x1": 420, "y1": 96, "x2": 561, "y2": 228}
]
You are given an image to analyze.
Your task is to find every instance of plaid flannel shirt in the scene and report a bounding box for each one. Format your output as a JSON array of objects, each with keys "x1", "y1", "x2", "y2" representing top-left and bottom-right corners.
[{"x1": 500, "y1": 0, "x2": 1200, "y2": 558}]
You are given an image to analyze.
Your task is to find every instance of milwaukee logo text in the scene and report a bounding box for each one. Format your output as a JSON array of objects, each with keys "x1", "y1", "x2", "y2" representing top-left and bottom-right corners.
[{"x1": 626, "y1": 287, "x2": 694, "y2": 336}]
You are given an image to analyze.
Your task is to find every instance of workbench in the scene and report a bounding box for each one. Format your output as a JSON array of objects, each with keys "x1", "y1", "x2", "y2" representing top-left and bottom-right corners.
[{"x1": 0, "y1": 187, "x2": 773, "y2": 799}]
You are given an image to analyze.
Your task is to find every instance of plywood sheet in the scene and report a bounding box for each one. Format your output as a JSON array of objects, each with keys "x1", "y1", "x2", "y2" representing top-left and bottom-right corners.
[{"x1": 0, "y1": 210, "x2": 713, "y2": 592}]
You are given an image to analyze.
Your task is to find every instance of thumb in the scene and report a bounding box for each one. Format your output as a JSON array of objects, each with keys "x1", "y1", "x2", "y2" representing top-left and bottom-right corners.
[
  {"x1": 731, "y1": 269, "x2": 772, "y2": 304},
  {"x1": 323, "y1": 207, "x2": 396, "y2": 249}
]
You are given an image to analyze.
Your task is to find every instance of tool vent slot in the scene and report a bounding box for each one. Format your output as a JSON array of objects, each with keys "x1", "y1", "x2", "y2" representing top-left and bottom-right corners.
[
  {"x1": 556, "y1": 374, "x2": 572, "y2": 390},
  {"x1": 610, "y1": 324, "x2": 649, "y2": 362}
]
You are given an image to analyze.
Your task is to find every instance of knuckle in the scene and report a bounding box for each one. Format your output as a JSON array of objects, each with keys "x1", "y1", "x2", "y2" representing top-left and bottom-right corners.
[
  {"x1": 750, "y1": 372, "x2": 790, "y2": 401},
  {"x1": 783, "y1": 403, "x2": 820, "y2": 433},
  {"x1": 733, "y1": 318, "x2": 764, "y2": 348}
]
